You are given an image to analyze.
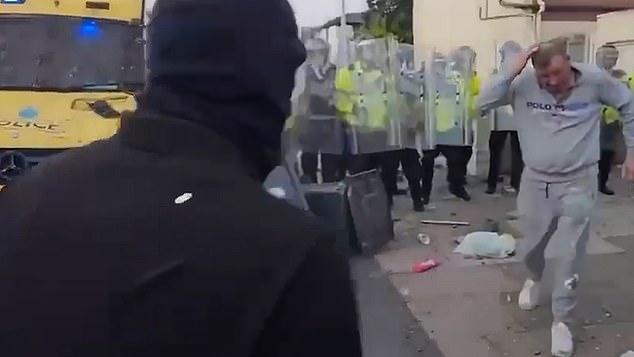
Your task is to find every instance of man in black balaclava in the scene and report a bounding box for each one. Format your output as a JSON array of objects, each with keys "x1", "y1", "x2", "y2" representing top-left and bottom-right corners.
[{"x1": 0, "y1": 0, "x2": 363, "y2": 356}]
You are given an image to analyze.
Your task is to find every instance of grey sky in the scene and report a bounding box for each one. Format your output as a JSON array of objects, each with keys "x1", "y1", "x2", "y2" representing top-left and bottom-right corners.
[
  {"x1": 145, "y1": 0, "x2": 368, "y2": 28},
  {"x1": 288, "y1": 0, "x2": 368, "y2": 27}
]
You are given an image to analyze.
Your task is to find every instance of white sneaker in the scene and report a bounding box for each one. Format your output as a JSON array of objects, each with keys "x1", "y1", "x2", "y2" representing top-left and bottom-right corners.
[
  {"x1": 518, "y1": 279, "x2": 540, "y2": 310},
  {"x1": 551, "y1": 322, "x2": 574, "y2": 357}
]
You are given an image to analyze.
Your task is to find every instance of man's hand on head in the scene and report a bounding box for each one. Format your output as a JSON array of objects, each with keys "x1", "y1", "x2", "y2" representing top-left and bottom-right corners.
[{"x1": 509, "y1": 45, "x2": 539, "y2": 78}]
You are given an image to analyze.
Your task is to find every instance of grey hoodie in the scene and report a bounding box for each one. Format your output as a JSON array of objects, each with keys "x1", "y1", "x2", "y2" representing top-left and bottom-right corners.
[{"x1": 477, "y1": 63, "x2": 634, "y2": 182}]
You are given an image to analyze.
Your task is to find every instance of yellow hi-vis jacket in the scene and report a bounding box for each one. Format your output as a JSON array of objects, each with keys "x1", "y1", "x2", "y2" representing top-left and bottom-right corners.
[
  {"x1": 435, "y1": 71, "x2": 480, "y2": 132},
  {"x1": 469, "y1": 73, "x2": 481, "y2": 119},
  {"x1": 335, "y1": 62, "x2": 386, "y2": 128},
  {"x1": 603, "y1": 75, "x2": 630, "y2": 125}
]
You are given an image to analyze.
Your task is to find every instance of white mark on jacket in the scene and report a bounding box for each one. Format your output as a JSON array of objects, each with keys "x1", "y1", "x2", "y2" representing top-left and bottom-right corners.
[
  {"x1": 174, "y1": 192, "x2": 193, "y2": 204},
  {"x1": 268, "y1": 187, "x2": 287, "y2": 199}
]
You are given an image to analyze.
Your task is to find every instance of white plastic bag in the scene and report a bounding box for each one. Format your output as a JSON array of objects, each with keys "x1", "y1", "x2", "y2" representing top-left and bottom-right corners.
[{"x1": 453, "y1": 231, "x2": 516, "y2": 259}]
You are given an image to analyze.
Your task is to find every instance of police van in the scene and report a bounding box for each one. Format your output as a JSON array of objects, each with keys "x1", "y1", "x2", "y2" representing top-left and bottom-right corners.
[{"x1": 0, "y1": 0, "x2": 145, "y2": 189}]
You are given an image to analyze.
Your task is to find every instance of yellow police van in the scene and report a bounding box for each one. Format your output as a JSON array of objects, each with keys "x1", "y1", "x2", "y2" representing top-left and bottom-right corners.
[{"x1": 0, "y1": 0, "x2": 145, "y2": 189}]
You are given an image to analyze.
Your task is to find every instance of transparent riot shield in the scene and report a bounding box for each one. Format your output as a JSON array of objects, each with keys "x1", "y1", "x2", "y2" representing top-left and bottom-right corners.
[
  {"x1": 393, "y1": 43, "x2": 425, "y2": 150},
  {"x1": 423, "y1": 47, "x2": 475, "y2": 148},
  {"x1": 343, "y1": 37, "x2": 403, "y2": 154},
  {"x1": 280, "y1": 64, "x2": 309, "y2": 179},
  {"x1": 490, "y1": 41, "x2": 522, "y2": 132},
  {"x1": 269, "y1": 64, "x2": 310, "y2": 209},
  {"x1": 299, "y1": 38, "x2": 346, "y2": 156}
]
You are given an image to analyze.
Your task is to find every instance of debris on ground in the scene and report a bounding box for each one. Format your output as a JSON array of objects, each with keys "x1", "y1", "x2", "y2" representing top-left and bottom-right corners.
[
  {"x1": 416, "y1": 233, "x2": 431, "y2": 245},
  {"x1": 412, "y1": 259, "x2": 440, "y2": 273},
  {"x1": 478, "y1": 218, "x2": 500, "y2": 233},
  {"x1": 421, "y1": 219, "x2": 470, "y2": 226},
  {"x1": 453, "y1": 231, "x2": 516, "y2": 259},
  {"x1": 506, "y1": 210, "x2": 520, "y2": 220}
]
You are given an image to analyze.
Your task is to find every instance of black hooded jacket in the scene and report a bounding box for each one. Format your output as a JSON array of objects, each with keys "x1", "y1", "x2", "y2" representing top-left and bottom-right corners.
[{"x1": 0, "y1": 0, "x2": 362, "y2": 356}]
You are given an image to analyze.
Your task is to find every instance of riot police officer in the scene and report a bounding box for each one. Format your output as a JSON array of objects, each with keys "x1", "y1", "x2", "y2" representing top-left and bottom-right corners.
[
  {"x1": 298, "y1": 37, "x2": 347, "y2": 183},
  {"x1": 379, "y1": 43, "x2": 425, "y2": 211},
  {"x1": 421, "y1": 48, "x2": 477, "y2": 203},
  {"x1": 596, "y1": 45, "x2": 625, "y2": 195},
  {"x1": 336, "y1": 38, "x2": 401, "y2": 205},
  {"x1": 486, "y1": 41, "x2": 524, "y2": 194}
]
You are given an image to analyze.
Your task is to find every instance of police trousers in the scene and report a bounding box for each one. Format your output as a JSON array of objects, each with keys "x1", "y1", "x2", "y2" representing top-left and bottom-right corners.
[
  {"x1": 517, "y1": 167, "x2": 597, "y2": 322},
  {"x1": 301, "y1": 152, "x2": 347, "y2": 183},
  {"x1": 347, "y1": 150, "x2": 422, "y2": 205},
  {"x1": 380, "y1": 149, "x2": 423, "y2": 204},
  {"x1": 421, "y1": 145, "x2": 471, "y2": 198},
  {"x1": 487, "y1": 131, "x2": 524, "y2": 190}
]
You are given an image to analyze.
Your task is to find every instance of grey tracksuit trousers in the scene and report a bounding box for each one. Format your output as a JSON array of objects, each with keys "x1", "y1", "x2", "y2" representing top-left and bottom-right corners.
[{"x1": 517, "y1": 166, "x2": 598, "y2": 322}]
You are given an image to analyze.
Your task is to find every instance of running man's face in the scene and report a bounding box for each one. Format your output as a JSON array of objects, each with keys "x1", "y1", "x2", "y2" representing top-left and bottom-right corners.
[{"x1": 535, "y1": 54, "x2": 574, "y2": 95}]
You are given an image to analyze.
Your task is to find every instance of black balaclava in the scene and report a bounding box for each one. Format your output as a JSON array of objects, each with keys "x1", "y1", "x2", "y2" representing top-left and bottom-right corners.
[{"x1": 137, "y1": 0, "x2": 306, "y2": 181}]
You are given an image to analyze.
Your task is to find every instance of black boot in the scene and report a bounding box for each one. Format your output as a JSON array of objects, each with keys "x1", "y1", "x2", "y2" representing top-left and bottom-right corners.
[
  {"x1": 395, "y1": 188, "x2": 408, "y2": 196},
  {"x1": 599, "y1": 185, "x2": 615, "y2": 195},
  {"x1": 485, "y1": 185, "x2": 496, "y2": 195},
  {"x1": 450, "y1": 186, "x2": 471, "y2": 201},
  {"x1": 413, "y1": 200, "x2": 425, "y2": 212}
]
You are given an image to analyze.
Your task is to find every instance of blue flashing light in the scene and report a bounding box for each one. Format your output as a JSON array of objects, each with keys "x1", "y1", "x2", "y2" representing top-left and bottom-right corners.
[
  {"x1": 79, "y1": 19, "x2": 101, "y2": 38},
  {"x1": 1, "y1": 0, "x2": 26, "y2": 4}
]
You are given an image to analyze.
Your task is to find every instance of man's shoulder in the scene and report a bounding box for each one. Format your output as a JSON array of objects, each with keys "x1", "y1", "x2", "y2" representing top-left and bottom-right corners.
[
  {"x1": 573, "y1": 62, "x2": 602, "y2": 74},
  {"x1": 573, "y1": 63, "x2": 607, "y2": 83}
]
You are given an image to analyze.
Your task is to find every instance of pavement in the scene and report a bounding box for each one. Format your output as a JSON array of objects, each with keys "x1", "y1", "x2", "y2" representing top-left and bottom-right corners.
[{"x1": 356, "y1": 169, "x2": 634, "y2": 357}]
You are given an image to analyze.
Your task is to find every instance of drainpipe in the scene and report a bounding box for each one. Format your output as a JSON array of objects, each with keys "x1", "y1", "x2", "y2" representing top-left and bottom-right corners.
[
  {"x1": 498, "y1": 0, "x2": 538, "y2": 11},
  {"x1": 497, "y1": 0, "x2": 543, "y2": 42},
  {"x1": 533, "y1": 0, "x2": 545, "y2": 42},
  {"x1": 478, "y1": 0, "x2": 533, "y2": 21},
  {"x1": 608, "y1": 39, "x2": 634, "y2": 46},
  {"x1": 479, "y1": 0, "x2": 543, "y2": 43}
]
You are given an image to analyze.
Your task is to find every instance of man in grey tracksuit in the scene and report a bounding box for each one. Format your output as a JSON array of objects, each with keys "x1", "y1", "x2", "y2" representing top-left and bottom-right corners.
[{"x1": 477, "y1": 39, "x2": 634, "y2": 357}]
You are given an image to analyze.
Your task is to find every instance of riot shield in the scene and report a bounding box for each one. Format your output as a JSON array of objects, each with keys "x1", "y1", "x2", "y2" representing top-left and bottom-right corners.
[
  {"x1": 280, "y1": 63, "x2": 309, "y2": 181},
  {"x1": 342, "y1": 37, "x2": 403, "y2": 154},
  {"x1": 282, "y1": 63, "x2": 309, "y2": 158},
  {"x1": 298, "y1": 38, "x2": 346, "y2": 156},
  {"x1": 271, "y1": 64, "x2": 310, "y2": 209},
  {"x1": 490, "y1": 41, "x2": 522, "y2": 131},
  {"x1": 394, "y1": 43, "x2": 425, "y2": 149},
  {"x1": 423, "y1": 47, "x2": 475, "y2": 148}
]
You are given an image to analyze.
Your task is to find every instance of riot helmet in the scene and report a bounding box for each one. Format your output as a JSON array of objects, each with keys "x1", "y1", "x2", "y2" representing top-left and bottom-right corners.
[
  {"x1": 397, "y1": 44, "x2": 415, "y2": 71},
  {"x1": 304, "y1": 37, "x2": 330, "y2": 69},
  {"x1": 357, "y1": 39, "x2": 386, "y2": 70},
  {"x1": 596, "y1": 45, "x2": 619, "y2": 70},
  {"x1": 499, "y1": 41, "x2": 522, "y2": 66},
  {"x1": 431, "y1": 52, "x2": 447, "y2": 74},
  {"x1": 450, "y1": 46, "x2": 476, "y2": 73}
]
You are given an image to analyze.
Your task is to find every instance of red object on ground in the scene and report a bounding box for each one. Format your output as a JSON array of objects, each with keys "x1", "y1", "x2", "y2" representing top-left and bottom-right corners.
[{"x1": 412, "y1": 259, "x2": 440, "y2": 273}]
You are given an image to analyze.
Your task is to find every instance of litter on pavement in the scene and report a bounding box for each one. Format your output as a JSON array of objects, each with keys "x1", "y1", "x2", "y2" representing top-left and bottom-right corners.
[
  {"x1": 453, "y1": 231, "x2": 516, "y2": 259},
  {"x1": 421, "y1": 219, "x2": 470, "y2": 226}
]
